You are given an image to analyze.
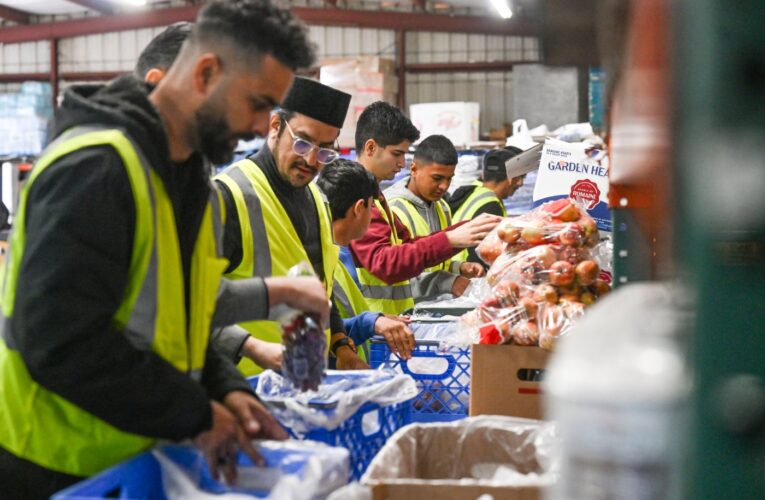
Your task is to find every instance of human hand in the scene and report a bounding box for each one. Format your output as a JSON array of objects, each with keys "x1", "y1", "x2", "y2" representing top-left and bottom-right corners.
[
  {"x1": 241, "y1": 337, "x2": 282, "y2": 371},
  {"x1": 374, "y1": 315, "x2": 415, "y2": 360},
  {"x1": 451, "y1": 276, "x2": 471, "y2": 297},
  {"x1": 265, "y1": 276, "x2": 330, "y2": 327},
  {"x1": 223, "y1": 391, "x2": 287, "y2": 441},
  {"x1": 336, "y1": 345, "x2": 370, "y2": 370},
  {"x1": 194, "y1": 401, "x2": 240, "y2": 483},
  {"x1": 459, "y1": 261, "x2": 485, "y2": 278},
  {"x1": 445, "y1": 214, "x2": 502, "y2": 249}
]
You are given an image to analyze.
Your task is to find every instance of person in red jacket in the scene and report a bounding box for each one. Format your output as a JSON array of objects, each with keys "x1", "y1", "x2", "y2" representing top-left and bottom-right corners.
[{"x1": 348, "y1": 102, "x2": 499, "y2": 311}]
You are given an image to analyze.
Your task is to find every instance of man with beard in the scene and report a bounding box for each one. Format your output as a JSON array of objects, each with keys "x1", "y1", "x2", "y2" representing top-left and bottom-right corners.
[
  {"x1": 133, "y1": 22, "x2": 312, "y2": 372},
  {"x1": 0, "y1": 1, "x2": 320, "y2": 497},
  {"x1": 216, "y1": 77, "x2": 369, "y2": 375}
]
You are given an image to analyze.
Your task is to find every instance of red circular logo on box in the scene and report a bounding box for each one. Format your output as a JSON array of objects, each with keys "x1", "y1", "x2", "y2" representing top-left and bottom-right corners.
[{"x1": 569, "y1": 179, "x2": 601, "y2": 210}]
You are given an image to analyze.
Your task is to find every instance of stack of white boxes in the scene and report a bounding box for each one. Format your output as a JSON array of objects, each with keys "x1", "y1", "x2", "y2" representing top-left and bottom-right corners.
[
  {"x1": 409, "y1": 101, "x2": 480, "y2": 148},
  {"x1": 319, "y1": 56, "x2": 398, "y2": 149}
]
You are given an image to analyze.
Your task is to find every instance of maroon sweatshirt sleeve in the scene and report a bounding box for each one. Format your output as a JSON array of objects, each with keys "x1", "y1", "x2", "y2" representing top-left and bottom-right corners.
[{"x1": 349, "y1": 197, "x2": 460, "y2": 285}]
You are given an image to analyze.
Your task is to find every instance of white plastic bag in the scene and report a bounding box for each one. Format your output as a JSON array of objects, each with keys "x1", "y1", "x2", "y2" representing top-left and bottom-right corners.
[
  {"x1": 154, "y1": 440, "x2": 350, "y2": 500},
  {"x1": 255, "y1": 370, "x2": 418, "y2": 436}
]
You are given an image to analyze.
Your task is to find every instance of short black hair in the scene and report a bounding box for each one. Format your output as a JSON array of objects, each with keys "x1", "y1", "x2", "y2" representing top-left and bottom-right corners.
[
  {"x1": 413, "y1": 134, "x2": 458, "y2": 167},
  {"x1": 483, "y1": 146, "x2": 523, "y2": 183},
  {"x1": 317, "y1": 159, "x2": 380, "y2": 221},
  {"x1": 191, "y1": 0, "x2": 315, "y2": 71},
  {"x1": 355, "y1": 101, "x2": 420, "y2": 152},
  {"x1": 135, "y1": 22, "x2": 192, "y2": 79}
]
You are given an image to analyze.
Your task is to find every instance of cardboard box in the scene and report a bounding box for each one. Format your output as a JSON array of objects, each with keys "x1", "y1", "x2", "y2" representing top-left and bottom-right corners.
[
  {"x1": 470, "y1": 344, "x2": 551, "y2": 420},
  {"x1": 320, "y1": 57, "x2": 398, "y2": 149},
  {"x1": 333, "y1": 89, "x2": 398, "y2": 149},
  {"x1": 371, "y1": 483, "x2": 540, "y2": 500},
  {"x1": 363, "y1": 416, "x2": 554, "y2": 500},
  {"x1": 409, "y1": 101, "x2": 480, "y2": 147},
  {"x1": 321, "y1": 69, "x2": 398, "y2": 95},
  {"x1": 320, "y1": 55, "x2": 396, "y2": 75}
]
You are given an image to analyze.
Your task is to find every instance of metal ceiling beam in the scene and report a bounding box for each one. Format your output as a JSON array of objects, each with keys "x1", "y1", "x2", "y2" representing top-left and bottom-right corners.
[
  {"x1": 405, "y1": 61, "x2": 525, "y2": 73},
  {"x1": 0, "y1": 71, "x2": 123, "y2": 83},
  {"x1": 0, "y1": 5, "x2": 536, "y2": 45},
  {"x1": 66, "y1": 0, "x2": 117, "y2": 16},
  {"x1": 0, "y1": 4, "x2": 31, "y2": 24},
  {"x1": 0, "y1": 5, "x2": 199, "y2": 44},
  {"x1": 292, "y1": 7, "x2": 536, "y2": 35}
]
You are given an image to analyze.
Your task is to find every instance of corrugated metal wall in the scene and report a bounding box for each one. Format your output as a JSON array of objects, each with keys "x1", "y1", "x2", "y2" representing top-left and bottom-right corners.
[
  {"x1": 405, "y1": 32, "x2": 540, "y2": 133},
  {"x1": 0, "y1": 17, "x2": 540, "y2": 130}
]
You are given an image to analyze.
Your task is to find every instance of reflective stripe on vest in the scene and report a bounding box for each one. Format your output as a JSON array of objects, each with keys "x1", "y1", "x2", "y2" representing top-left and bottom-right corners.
[
  {"x1": 355, "y1": 199, "x2": 414, "y2": 315},
  {"x1": 388, "y1": 197, "x2": 453, "y2": 272},
  {"x1": 0, "y1": 127, "x2": 223, "y2": 476},
  {"x1": 215, "y1": 159, "x2": 337, "y2": 376},
  {"x1": 332, "y1": 263, "x2": 371, "y2": 362},
  {"x1": 453, "y1": 180, "x2": 507, "y2": 222}
]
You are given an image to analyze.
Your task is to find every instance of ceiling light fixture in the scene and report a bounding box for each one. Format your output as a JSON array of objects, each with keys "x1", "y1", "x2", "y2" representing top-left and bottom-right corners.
[{"x1": 489, "y1": 0, "x2": 513, "y2": 19}]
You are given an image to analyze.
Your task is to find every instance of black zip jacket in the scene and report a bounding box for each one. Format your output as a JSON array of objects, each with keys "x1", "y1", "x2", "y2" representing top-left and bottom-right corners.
[
  {"x1": 216, "y1": 147, "x2": 346, "y2": 335},
  {"x1": 8, "y1": 76, "x2": 250, "y2": 449}
]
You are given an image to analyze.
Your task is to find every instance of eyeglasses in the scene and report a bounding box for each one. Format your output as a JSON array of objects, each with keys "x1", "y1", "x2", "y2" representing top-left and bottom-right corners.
[{"x1": 284, "y1": 121, "x2": 339, "y2": 165}]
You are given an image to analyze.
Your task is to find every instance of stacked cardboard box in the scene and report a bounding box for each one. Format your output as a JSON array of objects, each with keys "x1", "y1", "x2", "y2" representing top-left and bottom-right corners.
[{"x1": 320, "y1": 56, "x2": 398, "y2": 149}]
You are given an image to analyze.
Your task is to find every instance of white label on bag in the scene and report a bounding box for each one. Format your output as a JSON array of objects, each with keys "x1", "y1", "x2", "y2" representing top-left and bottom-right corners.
[{"x1": 532, "y1": 139, "x2": 612, "y2": 231}]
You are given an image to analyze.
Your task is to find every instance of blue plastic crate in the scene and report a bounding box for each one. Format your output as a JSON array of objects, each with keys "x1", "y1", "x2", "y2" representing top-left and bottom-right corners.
[
  {"x1": 54, "y1": 442, "x2": 349, "y2": 499},
  {"x1": 53, "y1": 452, "x2": 164, "y2": 499},
  {"x1": 369, "y1": 321, "x2": 470, "y2": 422},
  {"x1": 249, "y1": 373, "x2": 412, "y2": 480}
]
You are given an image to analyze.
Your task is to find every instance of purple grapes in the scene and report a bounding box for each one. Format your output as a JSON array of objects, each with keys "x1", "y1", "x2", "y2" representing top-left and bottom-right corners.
[{"x1": 281, "y1": 314, "x2": 327, "y2": 392}]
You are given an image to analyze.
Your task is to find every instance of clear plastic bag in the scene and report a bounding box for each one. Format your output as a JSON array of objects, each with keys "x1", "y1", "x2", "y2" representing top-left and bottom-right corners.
[
  {"x1": 154, "y1": 440, "x2": 349, "y2": 500},
  {"x1": 361, "y1": 416, "x2": 558, "y2": 488},
  {"x1": 476, "y1": 198, "x2": 600, "y2": 266},
  {"x1": 458, "y1": 239, "x2": 612, "y2": 349},
  {"x1": 277, "y1": 262, "x2": 328, "y2": 392},
  {"x1": 255, "y1": 370, "x2": 418, "y2": 436}
]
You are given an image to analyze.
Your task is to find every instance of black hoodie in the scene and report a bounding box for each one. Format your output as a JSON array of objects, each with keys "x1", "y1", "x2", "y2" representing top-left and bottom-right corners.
[
  {"x1": 8, "y1": 76, "x2": 250, "y2": 454},
  {"x1": 448, "y1": 183, "x2": 505, "y2": 266}
]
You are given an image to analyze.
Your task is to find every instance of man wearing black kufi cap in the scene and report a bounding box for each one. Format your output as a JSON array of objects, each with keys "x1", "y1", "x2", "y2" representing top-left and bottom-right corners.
[{"x1": 215, "y1": 77, "x2": 369, "y2": 373}]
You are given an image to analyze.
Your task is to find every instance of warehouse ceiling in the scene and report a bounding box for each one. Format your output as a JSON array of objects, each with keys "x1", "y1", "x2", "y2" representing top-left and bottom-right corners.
[{"x1": 0, "y1": 0, "x2": 488, "y2": 19}]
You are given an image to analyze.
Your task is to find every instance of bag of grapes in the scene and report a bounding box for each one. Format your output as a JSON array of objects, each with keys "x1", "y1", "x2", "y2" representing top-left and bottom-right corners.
[{"x1": 275, "y1": 262, "x2": 328, "y2": 392}]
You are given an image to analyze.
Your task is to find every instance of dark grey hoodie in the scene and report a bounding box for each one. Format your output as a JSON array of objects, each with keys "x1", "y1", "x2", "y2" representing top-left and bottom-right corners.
[{"x1": 385, "y1": 176, "x2": 464, "y2": 301}]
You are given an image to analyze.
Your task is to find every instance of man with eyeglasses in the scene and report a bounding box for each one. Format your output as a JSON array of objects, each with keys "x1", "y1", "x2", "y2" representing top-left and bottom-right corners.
[{"x1": 215, "y1": 77, "x2": 369, "y2": 374}]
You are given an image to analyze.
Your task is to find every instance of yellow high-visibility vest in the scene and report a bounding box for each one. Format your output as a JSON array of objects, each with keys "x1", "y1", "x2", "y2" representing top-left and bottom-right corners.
[
  {"x1": 388, "y1": 196, "x2": 454, "y2": 272},
  {"x1": 355, "y1": 200, "x2": 414, "y2": 315},
  {"x1": 215, "y1": 159, "x2": 337, "y2": 376},
  {"x1": 0, "y1": 126, "x2": 225, "y2": 477},
  {"x1": 332, "y1": 262, "x2": 373, "y2": 362}
]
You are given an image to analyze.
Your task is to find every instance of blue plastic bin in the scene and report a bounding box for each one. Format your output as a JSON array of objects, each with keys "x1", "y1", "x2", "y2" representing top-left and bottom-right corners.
[
  {"x1": 369, "y1": 321, "x2": 470, "y2": 422},
  {"x1": 54, "y1": 442, "x2": 347, "y2": 499},
  {"x1": 52, "y1": 452, "x2": 164, "y2": 499},
  {"x1": 249, "y1": 372, "x2": 412, "y2": 480}
]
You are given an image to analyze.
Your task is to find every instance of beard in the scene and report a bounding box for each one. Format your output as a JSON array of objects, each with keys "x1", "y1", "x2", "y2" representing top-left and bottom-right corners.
[{"x1": 194, "y1": 98, "x2": 252, "y2": 166}]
